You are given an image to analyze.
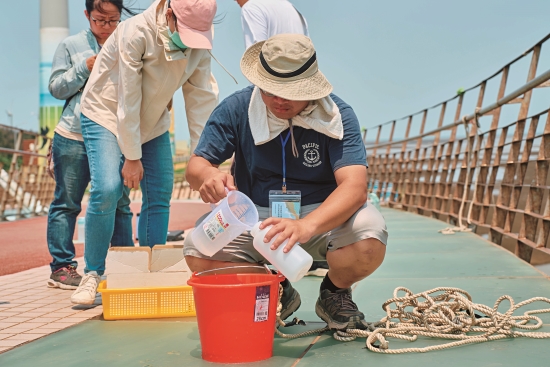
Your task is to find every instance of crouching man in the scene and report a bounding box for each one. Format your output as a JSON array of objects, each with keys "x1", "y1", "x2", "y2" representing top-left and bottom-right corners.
[{"x1": 184, "y1": 34, "x2": 388, "y2": 330}]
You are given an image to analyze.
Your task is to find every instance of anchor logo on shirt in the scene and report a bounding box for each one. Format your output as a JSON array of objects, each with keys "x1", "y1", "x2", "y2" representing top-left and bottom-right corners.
[
  {"x1": 306, "y1": 150, "x2": 317, "y2": 161},
  {"x1": 303, "y1": 148, "x2": 321, "y2": 167}
]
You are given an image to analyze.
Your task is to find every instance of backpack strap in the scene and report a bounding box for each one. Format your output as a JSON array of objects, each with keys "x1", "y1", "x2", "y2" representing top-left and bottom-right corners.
[{"x1": 62, "y1": 79, "x2": 88, "y2": 113}]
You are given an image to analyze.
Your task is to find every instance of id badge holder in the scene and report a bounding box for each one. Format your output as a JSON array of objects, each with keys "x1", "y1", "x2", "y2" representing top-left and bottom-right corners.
[{"x1": 269, "y1": 190, "x2": 301, "y2": 220}]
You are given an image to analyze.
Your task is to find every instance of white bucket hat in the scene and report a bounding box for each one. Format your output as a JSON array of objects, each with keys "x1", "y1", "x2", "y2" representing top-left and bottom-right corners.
[{"x1": 240, "y1": 34, "x2": 333, "y2": 101}]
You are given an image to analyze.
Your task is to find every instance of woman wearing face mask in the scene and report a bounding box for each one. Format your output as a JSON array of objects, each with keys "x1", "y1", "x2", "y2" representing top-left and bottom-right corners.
[
  {"x1": 46, "y1": 0, "x2": 138, "y2": 291},
  {"x1": 71, "y1": 0, "x2": 219, "y2": 305}
]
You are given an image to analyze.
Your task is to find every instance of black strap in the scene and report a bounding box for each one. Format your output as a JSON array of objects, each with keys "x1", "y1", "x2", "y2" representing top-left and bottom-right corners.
[
  {"x1": 62, "y1": 97, "x2": 72, "y2": 112},
  {"x1": 259, "y1": 51, "x2": 316, "y2": 79},
  {"x1": 62, "y1": 79, "x2": 88, "y2": 112}
]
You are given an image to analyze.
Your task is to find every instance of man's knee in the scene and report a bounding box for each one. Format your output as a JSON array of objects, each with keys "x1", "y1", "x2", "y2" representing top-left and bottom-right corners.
[
  {"x1": 328, "y1": 238, "x2": 386, "y2": 277},
  {"x1": 184, "y1": 255, "x2": 204, "y2": 272},
  {"x1": 352, "y1": 238, "x2": 385, "y2": 275},
  {"x1": 361, "y1": 236, "x2": 385, "y2": 258},
  {"x1": 185, "y1": 255, "x2": 225, "y2": 273},
  {"x1": 184, "y1": 255, "x2": 256, "y2": 273}
]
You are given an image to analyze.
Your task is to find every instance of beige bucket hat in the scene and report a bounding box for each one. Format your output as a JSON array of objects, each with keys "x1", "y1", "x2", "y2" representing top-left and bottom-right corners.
[{"x1": 240, "y1": 34, "x2": 333, "y2": 101}]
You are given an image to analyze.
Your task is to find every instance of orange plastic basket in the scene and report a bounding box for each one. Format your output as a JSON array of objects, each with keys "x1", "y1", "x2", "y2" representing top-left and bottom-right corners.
[{"x1": 97, "y1": 281, "x2": 196, "y2": 320}]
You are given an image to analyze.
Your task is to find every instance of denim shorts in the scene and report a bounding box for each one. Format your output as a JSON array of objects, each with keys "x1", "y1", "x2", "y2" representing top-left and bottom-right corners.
[{"x1": 183, "y1": 202, "x2": 388, "y2": 264}]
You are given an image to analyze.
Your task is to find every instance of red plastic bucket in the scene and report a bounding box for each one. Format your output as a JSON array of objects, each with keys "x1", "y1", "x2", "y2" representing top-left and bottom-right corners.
[{"x1": 187, "y1": 269, "x2": 283, "y2": 363}]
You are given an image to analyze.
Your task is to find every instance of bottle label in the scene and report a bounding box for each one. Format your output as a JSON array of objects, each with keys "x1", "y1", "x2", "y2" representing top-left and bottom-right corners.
[
  {"x1": 202, "y1": 210, "x2": 230, "y2": 241},
  {"x1": 254, "y1": 285, "x2": 270, "y2": 322}
]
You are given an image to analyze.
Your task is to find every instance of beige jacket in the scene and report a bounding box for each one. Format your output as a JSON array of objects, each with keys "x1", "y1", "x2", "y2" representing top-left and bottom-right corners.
[{"x1": 80, "y1": 0, "x2": 218, "y2": 160}]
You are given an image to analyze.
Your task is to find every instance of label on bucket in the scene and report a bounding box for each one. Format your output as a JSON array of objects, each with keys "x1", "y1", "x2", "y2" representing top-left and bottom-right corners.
[
  {"x1": 203, "y1": 210, "x2": 230, "y2": 241},
  {"x1": 254, "y1": 285, "x2": 270, "y2": 322}
]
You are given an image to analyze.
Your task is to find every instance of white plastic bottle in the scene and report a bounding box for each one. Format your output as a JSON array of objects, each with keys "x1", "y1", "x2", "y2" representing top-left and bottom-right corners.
[{"x1": 250, "y1": 222, "x2": 313, "y2": 282}]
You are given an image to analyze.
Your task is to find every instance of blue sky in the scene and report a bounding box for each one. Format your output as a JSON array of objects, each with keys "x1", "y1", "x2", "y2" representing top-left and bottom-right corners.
[{"x1": 1, "y1": 0, "x2": 549, "y2": 142}]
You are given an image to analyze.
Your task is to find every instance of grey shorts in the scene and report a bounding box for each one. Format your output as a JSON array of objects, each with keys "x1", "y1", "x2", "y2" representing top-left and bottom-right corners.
[{"x1": 183, "y1": 202, "x2": 388, "y2": 264}]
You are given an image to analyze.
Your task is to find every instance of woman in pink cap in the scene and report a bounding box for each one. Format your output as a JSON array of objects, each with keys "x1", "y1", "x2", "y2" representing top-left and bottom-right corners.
[{"x1": 71, "y1": 0, "x2": 219, "y2": 305}]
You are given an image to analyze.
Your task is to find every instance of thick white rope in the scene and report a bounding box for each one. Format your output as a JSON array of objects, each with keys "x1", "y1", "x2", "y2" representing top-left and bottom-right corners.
[
  {"x1": 439, "y1": 108, "x2": 483, "y2": 235},
  {"x1": 276, "y1": 286, "x2": 550, "y2": 354},
  {"x1": 465, "y1": 109, "x2": 487, "y2": 225},
  {"x1": 275, "y1": 284, "x2": 329, "y2": 339}
]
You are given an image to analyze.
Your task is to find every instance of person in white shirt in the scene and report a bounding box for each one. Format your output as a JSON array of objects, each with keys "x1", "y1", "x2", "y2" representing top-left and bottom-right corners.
[{"x1": 235, "y1": 0, "x2": 308, "y2": 49}]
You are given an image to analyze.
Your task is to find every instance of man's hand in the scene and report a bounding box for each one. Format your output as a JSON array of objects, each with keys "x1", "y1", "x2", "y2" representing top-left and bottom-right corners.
[
  {"x1": 259, "y1": 217, "x2": 315, "y2": 253},
  {"x1": 199, "y1": 171, "x2": 236, "y2": 203},
  {"x1": 122, "y1": 159, "x2": 143, "y2": 190},
  {"x1": 86, "y1": 55, "x2": 97, "y2": 72}
]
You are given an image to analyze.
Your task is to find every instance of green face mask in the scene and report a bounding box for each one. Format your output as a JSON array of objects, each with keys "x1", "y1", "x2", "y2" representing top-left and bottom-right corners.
[{"x1": 167, "y1": 28, "x2": 188, "y2": 51}]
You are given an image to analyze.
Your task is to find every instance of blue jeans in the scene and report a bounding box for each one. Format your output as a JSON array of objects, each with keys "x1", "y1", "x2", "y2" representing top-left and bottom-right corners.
[
  {"x1": 81, "y1": 114, "x2": 173, "y2": 274},
  {"x1": 137, "y1": 131, "x2": 174, "y2": 248},
  {"x1": 46, "y1": 133, "x2": 133, "y2": 272},
  {"x1": 81, "y1": 115, "x2": 134, "y2": 275}
]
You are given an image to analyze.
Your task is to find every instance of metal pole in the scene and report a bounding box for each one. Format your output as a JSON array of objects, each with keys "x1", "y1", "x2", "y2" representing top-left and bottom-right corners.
[{"x1": 366, "y1": 68, "x2": 550, "y2": 150}]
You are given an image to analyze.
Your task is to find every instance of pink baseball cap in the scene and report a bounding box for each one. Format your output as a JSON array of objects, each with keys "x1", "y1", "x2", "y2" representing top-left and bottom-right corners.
[{"x1": 170, "y1": 0, "x2": 217, "y2": 50}]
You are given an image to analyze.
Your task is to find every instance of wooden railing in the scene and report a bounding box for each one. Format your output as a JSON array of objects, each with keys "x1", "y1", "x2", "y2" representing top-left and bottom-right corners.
[
  {"x1": 0, "y1": 125, "x2": 55, "y2": 221},
  {"x1": 364, "y1": 33, "x2": 550, "y2": 264},
  {"x1": 0, "y1": 126, "x2": 212, "y2": 220}
]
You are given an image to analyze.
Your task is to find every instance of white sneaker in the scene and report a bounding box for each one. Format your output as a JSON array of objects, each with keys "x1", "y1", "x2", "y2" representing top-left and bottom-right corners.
[
  {"x1": 71, "y1": 271, "x2": 101, "y2": 305},
  {"x1": 305, "y1": 261, "x2": 329, "y2": 277},
  {"x1": 306, "y1": 268, "x2": 329, "y2": 277}
]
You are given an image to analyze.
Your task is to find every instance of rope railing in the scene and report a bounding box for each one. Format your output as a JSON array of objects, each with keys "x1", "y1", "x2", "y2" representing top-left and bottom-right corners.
[{"x1": 364, "y1": 32, "x2": 550, "y2": 264}]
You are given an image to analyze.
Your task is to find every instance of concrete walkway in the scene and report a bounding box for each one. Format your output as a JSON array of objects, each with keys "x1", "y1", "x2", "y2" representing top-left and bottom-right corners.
[
  {"x1": 1, "y1": 207, "x2": 549, "y2": 366},
  {"x1": 0, "y1": 200, "x2": 209, "y2": 353},
  {"x1": 0, "y1": 259, "x2": 102, "y2": 352}
]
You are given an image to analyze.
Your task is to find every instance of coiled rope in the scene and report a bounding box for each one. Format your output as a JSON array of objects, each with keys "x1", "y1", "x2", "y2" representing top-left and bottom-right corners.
[{"x1": 276, "y1": 285, "x2": 550, "y2": 354}]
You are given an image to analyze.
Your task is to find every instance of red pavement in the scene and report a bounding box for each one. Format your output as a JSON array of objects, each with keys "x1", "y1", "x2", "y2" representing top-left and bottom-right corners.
[{"x1": 0, "y1": 201, "x2": 209, "y2": 276}]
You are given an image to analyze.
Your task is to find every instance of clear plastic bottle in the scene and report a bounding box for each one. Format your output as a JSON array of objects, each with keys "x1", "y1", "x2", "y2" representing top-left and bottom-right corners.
[{"x1": 250, "y1": 222, "x2": 313, "y2": 282}]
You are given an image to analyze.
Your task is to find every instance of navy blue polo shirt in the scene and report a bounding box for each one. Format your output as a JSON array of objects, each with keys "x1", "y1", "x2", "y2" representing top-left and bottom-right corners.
[{"x1": 194, "y1": 86, "x2": 367, "y2": 207}]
